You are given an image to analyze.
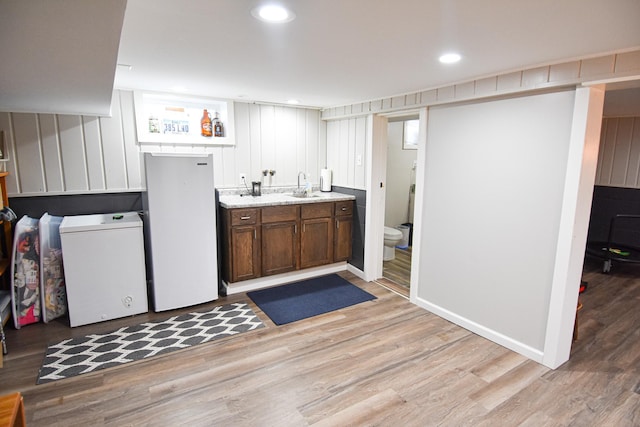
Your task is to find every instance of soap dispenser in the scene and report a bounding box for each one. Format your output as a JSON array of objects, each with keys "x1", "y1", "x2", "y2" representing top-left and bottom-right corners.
[
  {"x1": 251, "y1": 181, "x2": 261, "y2": 196},
  {"x1": 305, "y1": 174, "x2": 312, "y2": 196}
]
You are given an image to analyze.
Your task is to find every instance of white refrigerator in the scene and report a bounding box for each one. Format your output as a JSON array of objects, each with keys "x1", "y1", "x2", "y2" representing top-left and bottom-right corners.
[{"x1": 143, "y1": 154, "x2": 219, "y2": 311}]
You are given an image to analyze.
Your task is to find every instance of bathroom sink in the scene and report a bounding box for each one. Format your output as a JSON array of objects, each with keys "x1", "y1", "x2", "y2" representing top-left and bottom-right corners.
[{"x1": 288, "y1": 192, "x2": 319, "y2": 198}]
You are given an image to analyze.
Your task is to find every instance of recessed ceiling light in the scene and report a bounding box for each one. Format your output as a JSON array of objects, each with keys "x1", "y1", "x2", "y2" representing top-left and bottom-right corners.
[
  {"x1": 286, "y1": 99, "x2": 300, "y2": 105},
  {"x1": 439, "y1": 53, "x2": 461, "y2": 64},
  {"x1": 251, "y1": 4, "x2": 295, "y2": 23}
]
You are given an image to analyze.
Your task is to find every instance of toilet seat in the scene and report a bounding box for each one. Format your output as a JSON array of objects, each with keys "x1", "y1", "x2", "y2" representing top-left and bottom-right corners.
[
  {"x1": 383, "y1": 226, "x2": 403, "y2": 261},
  {"x1": 384, "y1": 226, "x2": 402, "y2": 240}
]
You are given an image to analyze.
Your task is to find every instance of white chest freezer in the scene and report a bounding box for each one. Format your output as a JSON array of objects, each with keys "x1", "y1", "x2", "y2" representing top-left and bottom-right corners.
[{"x1": 59, "y1": 212, "x2": 148, "y2": 327}]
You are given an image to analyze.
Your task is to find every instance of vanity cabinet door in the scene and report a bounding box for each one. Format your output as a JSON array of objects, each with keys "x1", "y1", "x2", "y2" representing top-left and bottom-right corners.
[
  {"x1": 300, "y1": 203, "x2": 333, "y2": 268},
  {"x1": 334, "y1": 216, "x2": 353, "y2": 262},
  {"x1": 300, "y1": 217, "x2": 333, "y2": 268},
  {"x1": 262, "y1": 221, "x2": 299, "y2": 276},
  {"x1": 334, "y1": 201, "x2": 353, "y2": 262},
  {"x1": 221, "y1": 207, "x2": 260, "y2": 283},
  {"x1": 230, "y1": 225, "x2": 261, "y2": 282}
]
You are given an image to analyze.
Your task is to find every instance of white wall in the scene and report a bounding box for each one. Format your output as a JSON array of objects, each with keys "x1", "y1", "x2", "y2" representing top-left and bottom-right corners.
[
  {"x1": 0, "y1": 91, "x2": 143, "y2": 196},
  {"x1": 0, "y1": 90, "x2": 326, "y2": 196},
  {"x1": 326, "y1": 117, "x2": 367, "y2": 190},
  {"x1": 595, "y1": 116, "x2": 640, "y2": 188},
  {"x1": 228, "y1": 102, "x2": 326, "y2": 189},
  {"x1": 385, "y1": 121, "x2": 417, "y2": 228},
  {"x1": 595, "y1": 86, "x2": 640, "y2": 188},
  {"x1": 414, "y1": 91, "x2": 576, "y2": 355},
  {"x1": 603, "y1": 87, "x2": 640, "y2": 117}
]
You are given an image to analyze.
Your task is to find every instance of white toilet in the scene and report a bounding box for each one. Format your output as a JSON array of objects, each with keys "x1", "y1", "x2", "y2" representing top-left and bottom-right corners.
[{"x1": 383, "y1": 226, "x2": 403, "y2": 261}]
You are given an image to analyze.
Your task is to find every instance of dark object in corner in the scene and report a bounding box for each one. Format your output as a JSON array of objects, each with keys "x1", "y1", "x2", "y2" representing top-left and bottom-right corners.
[
  {"x1": 585, "y1": 214, "x2": 640, "y2": 273},
  {"x1": 9, "y1": 192, "x2": 143, "y2": 219}
]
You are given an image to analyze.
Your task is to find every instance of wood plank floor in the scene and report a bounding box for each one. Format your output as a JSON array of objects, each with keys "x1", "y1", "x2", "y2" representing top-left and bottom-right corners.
[
  {"x1": 382, "y1": 247, "x2": 411, "y2": 294},
  {"x1": 1, "y1": 261, "x2": 639, "y2": 426}
]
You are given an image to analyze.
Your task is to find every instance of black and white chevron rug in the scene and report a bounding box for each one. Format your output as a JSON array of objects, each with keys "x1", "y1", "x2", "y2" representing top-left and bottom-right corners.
[{"x1": 37, "y1": 302, "x2": 264, "y2": 384}]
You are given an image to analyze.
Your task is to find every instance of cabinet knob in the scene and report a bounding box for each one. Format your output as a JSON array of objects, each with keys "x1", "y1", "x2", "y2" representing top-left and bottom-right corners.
[
  {"x1": 341, "y1": 207, "x2": 347, "y2": 211},
  {"x1": 240, "y1": 216, "x2": 251, "y2": 220}
]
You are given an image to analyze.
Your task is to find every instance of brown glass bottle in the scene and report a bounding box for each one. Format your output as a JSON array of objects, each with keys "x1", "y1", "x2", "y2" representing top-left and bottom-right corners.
[{"x1": 201, "y1": 109, "x2": 212, "y2": 137}]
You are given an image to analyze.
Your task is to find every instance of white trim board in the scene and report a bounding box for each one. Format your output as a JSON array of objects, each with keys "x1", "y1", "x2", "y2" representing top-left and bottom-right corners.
[
  {"x1": 542, "y1": 86, "x2": 605, "y2": 369},
  {"x1": 223, "y1": 263, "x2": 347, "y2": 295},
  {"x1": 413, "y1": 295, "x2": 545, "y2": 363}
]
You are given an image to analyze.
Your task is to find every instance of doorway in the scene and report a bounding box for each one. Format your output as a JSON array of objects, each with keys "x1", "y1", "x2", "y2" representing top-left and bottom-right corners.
[
  {"x1": 576, "y1": 80, "x2": 640, "y2": 350},
  {"x1": 379, "y1": 116, "x2": 418, "y2": 297}
]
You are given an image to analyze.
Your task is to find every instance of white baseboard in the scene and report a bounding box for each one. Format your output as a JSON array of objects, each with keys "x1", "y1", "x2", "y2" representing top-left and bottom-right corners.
[
  {"x1": 223, "y1": 262, "x2": 348, "y2": 295},
  {"x1": 413, "y1": 295, "x2": 545, "y2": 364},
  {"x1": 346, "y1": 264, "x2": 365, "y2": 280}
]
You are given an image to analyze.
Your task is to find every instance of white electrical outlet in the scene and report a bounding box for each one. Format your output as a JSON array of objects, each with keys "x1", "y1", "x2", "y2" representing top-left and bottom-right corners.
[{"x1": 239, "y1": 173, "x2": 246, "y2": 184}]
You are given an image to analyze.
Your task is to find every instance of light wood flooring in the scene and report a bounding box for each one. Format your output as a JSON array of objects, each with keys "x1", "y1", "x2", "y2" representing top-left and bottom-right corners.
[
  {"x1": 1, "y1": 261, "x2": 639, "y2": 426},
  {"x1": 382, "y1": 247, "x2": 412, "y2": 296}
]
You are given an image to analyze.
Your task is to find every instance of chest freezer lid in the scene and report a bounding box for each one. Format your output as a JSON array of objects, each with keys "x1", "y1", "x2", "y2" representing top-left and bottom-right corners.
[{"x1": 59, "y1": 212, "x2": 142, "y2": 233}]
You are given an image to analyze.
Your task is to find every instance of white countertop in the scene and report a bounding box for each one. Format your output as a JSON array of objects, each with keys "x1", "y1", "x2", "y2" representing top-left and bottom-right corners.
[{"x1": 219, "y1": 191, "x2": 355, "y2": 209}]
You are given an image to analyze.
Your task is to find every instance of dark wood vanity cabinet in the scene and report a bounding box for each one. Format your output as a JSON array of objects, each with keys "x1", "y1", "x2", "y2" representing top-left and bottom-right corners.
[
  {"x1": 221, "y1": 200, "x2": 353, "y2": 283},
  {"x1": 334, "y1": 200, "x2": 353, "y2": 262},
  {"x1": 221, "y1": 208, "x2": 261, "y2": 283}
]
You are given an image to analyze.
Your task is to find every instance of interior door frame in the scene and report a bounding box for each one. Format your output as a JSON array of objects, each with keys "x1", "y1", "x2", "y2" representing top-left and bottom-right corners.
[{"x1": 365, "y1": 109, "x2": 425, "y2": 285}]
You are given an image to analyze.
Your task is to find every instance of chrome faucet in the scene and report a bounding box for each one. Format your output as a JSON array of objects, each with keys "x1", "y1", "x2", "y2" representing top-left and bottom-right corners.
[{"x1": 297, "y1": 171, "x2": 307, "y2": 189}]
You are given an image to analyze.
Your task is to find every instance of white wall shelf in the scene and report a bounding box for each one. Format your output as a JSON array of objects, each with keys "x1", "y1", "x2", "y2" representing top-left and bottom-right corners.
[{"x1": 133, "y1": 91, "x2": 235, "y2": 150}]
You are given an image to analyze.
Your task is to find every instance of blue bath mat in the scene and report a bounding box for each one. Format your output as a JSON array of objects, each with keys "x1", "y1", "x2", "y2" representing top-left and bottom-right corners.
[{"x1": 247, "y1": 274, "x2": 376, "y2": 325}]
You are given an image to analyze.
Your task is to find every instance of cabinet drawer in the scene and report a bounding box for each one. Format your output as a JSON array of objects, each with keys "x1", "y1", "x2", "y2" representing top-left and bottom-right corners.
[
  {"x1": 230, "y1": 208, "x2": 259, "y2": 226},
  {"x1": 301, "y1": 202, "x2": 333, "y2": 219},
  {"x1": 262, "y1": 205, "x2": 299, "y2": 223},
  {"x1": 335, "y1": 200, "x2": 353, "y2": 216}
]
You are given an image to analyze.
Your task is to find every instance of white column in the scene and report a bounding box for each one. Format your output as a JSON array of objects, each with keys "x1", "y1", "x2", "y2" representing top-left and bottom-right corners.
[{"x1": 543, "y1": 85, "x2": 605, "y2": 368}]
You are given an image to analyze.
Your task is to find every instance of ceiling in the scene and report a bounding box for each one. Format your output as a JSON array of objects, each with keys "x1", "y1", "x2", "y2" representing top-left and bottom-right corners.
[
  {"x1": 0, "y1": 1, "x2": 126, "y2": 116},
  {"x1": 1, "y1": 0, "x2": 640, "y2": 115},
  {"x1": 116, "y1": 0, "x2": 640, "y2": 108}
]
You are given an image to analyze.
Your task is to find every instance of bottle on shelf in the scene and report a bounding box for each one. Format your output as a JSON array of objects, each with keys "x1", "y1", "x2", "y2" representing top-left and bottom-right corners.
[
  {"x1": 148, "y1": 115, "x2": 160, "y2": 134},
  {"x1": 213, "y1": 112, "x2": 225, "y2": 137},
  {"x1": 201, "y1": 109, "x2": 213, "y2": 137}
]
